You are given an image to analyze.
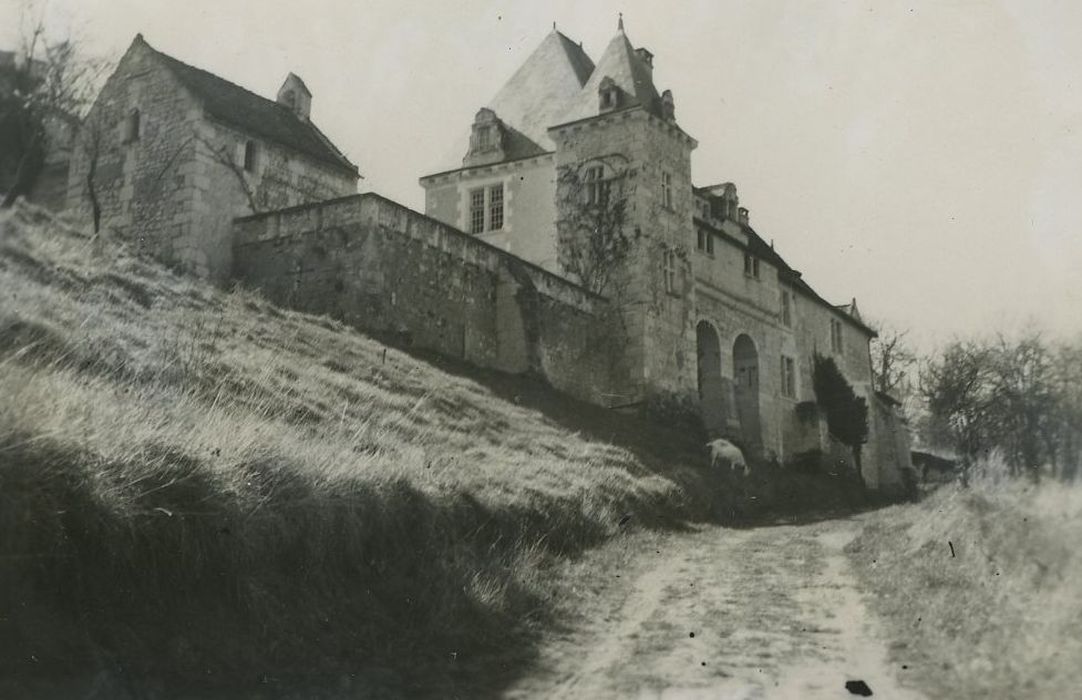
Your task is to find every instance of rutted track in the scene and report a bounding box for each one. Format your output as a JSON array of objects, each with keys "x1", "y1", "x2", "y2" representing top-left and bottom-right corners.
[{"x1": 506, "y1": 518, "x2": 926, "y2": 699}]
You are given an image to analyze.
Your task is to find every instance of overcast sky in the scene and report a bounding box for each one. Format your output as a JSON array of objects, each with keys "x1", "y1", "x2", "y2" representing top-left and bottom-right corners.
[{"x1": 4, "y1": 0, "x2": 1080, "y2": 349}]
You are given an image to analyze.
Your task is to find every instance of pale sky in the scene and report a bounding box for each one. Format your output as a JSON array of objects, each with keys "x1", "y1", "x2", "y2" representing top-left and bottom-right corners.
[{"x1": 4, "y1": 0, "x2": 1081, "y2": 349}]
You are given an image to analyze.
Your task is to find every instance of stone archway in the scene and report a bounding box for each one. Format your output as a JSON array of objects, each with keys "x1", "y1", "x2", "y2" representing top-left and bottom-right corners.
[
  {"x1": 696, "y1": 321, "x2": 725, "y2": 436},
  {"x1": 733, "y1": 334, "x2": 762, "y2": 454}
]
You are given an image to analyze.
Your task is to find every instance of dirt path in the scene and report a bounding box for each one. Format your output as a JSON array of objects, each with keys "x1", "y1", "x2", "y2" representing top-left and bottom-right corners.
[{"x1": 506, "y1": 518, "x2": 927, "y2": 699}]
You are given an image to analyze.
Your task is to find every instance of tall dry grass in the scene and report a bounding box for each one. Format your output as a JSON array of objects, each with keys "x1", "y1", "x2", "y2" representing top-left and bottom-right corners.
[
  {"x1": 0, "y1": 202, "x2": 701, "y2": 695},
  {"x1": 847, "y1": 453, "x2": 1082, "y2": 699}
]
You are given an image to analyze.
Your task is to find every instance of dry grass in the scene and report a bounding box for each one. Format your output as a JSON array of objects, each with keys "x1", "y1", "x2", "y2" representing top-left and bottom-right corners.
[
  {"x1": 847, "y1": 459, "x2": 1082, "y2": 698},
  {"x1": 0, "y1": 202, "x2": 879, "y2": 696},
  {"x1": 0, "y1": 202, "x2": 706, "y2": 695}
]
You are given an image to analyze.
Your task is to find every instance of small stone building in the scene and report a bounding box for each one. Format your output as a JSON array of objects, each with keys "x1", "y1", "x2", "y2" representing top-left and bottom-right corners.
[
  {"x1": 65, "y1": 35, "x2": 359, "y2": 282},
  {"x1": 419, "y1": 21, "x2": 912, "y2": 490}
]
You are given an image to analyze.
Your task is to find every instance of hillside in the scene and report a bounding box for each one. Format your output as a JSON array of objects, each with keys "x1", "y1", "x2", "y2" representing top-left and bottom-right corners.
[
  {"x1": 0, "y1": 202, "x2": 876, "y2": 696},
  {"x1": 847, "y1": 471, "x2": 1082, "y2": 699},
  {"x1": 0, "y1": 201, "x2": 709, "y2": 696}
]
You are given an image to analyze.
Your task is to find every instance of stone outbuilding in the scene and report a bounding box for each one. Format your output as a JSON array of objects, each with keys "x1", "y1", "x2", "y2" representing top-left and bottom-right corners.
[{"x1": 65, "y1": 34, "x2": 359, "y2": 282}]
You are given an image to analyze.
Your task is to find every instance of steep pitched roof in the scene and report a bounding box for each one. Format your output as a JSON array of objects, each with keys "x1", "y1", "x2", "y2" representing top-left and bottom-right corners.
[
  {"x1": 558, "y1": 28, "x2": 662, "y2": 125},
  {"x1": 484, "y1": 29, "x2": 596, "y2": 152},
  {"x1": 136, "y1": 36, "x2": 358, "y2": 176}
]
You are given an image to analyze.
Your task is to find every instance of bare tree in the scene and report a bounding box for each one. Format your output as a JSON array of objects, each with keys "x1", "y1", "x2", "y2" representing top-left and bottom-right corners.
[
  {"x1": 555, "y1": 155, "x2": 639, "y2": 296},
  {"x1": 870, "y1": 325, "x2": 916, "y2": 397},
  {"x1": 1, "y1": 4, "x2": 108, "y2": 207}
]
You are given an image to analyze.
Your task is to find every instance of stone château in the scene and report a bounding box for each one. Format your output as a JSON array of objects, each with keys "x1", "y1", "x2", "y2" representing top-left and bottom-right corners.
[{"x1": 61, "y1": 23, "x2": 912, "y2": 492}]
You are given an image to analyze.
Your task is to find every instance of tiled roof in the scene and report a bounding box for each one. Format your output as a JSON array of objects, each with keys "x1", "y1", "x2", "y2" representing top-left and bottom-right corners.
[
  {"x1": 139, "y1": 37, "x2": 358, "y2": 176},
  {"x1": 557, "y1": 28, "x2": 662, "y2": 125},
  {"x1": 484, "y1": 29, "x2": 596, "y2": 153}
]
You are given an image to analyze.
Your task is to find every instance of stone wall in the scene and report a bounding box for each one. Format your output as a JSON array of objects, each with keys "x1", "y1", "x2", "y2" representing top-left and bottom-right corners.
[
  {"x1": 232, "y1": 193, "x2": 617, "y2": 404},
  {"x1": 66, "y1": 43, "x2": 200, "y2": 270}
]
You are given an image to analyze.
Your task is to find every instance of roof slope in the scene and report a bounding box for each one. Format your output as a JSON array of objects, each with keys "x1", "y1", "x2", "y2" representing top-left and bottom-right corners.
[
  {"x1": 558, "y1": 28, "x2": 661, "y2": 125},
  {"x1": 138, "y1": 37, "x2": 358, "y2": 175},
  {"x1": 484, "y1": 29, "x2": 596, "y2": 152}
]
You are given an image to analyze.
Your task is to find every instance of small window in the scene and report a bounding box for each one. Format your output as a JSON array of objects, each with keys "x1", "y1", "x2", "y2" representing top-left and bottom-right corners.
[
  {"x1": 469, "y1": 189, "x2": 485, "y2": 234},
  {"x1": 662, "y1": 248, "x2": 678, "y2": 294},
  {"x1": 781, "y1": 290, "x2": 792, "y2": 327},
  {"x1": 125, "y1": 109, "x2": 141, "y2": 143},
  {"x1": 781, "y1": 356, "x2": 797, "y2": 398},
  {"x1": 830, "y1": 318, "x2": 844, "y2": 354},
  {"x1": 489, "y1": 183, "x2": 504, "y2": 230},
  {"x1": 478, "y1": 126, "x2": 494, "y2": 149},
  {"x1": 744, "y1": 252, "x2": 760, "y2": 278},
  {"x1": 661, "y1": 171, "x2": 673, "y2": 209},
  {"x1": 243, "y1": 140, "x2": 258, "y2": 172}
]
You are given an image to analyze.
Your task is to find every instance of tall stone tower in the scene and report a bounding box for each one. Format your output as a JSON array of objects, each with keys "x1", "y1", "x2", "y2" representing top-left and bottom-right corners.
[{"x1": 548, "y1": 22, "x2": 699, "y2": 406}]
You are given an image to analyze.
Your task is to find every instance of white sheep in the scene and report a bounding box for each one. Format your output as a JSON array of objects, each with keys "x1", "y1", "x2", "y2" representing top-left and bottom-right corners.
[{"x1": 706, "y1": 438, "x2": 750, "y2": 477}]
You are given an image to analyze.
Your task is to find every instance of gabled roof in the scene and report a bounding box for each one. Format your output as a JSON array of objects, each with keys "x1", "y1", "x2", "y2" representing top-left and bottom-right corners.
[
  {"x1": 135, "y1": 36, "x2": 358, "y2": 176},
  {"x1": 558, "y1": 27, "x2": 662, "y2": 125},
  {"x1": 484, "y1": 29, "x2": 596, "y2": 152}
]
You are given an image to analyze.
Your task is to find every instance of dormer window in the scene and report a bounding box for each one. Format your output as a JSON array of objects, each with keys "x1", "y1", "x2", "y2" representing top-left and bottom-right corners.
[
  {"x1": 598, "y1": 76, "x2": 620, "y2": 113},
  {"x1": 464, "y1": 108, "x2": 506, "y2": 167}
]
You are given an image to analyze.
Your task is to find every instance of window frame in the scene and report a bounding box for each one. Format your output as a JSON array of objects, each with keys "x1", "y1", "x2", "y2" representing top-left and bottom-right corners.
[
  {"x1": 469, "y1": 188, "x2": 485, "y2": 234},
  {"x1": 781, "y1": 355, "x2": 797, "y2": 398},
  {"x1": 488, "y1": 183, "x2": 504, "y2": 231},
  {"x1": 830, "y1": 318, "x2": 845, "y2": 354},
  {"x1": 243, "y1": 140, "x2": 258, "y2": 172},
  {"x1": 781, "y1": 290, "x2": 792, "y2": 327},
  {"x1": 662, "y1": 248, "x2": 678, "y2": 295},
  {"x1": 661, "y1": 170, "x2": 673, "y2": 209},
  {"x1": 125, "y1": 108, "x2": 141, "y2": 144}
]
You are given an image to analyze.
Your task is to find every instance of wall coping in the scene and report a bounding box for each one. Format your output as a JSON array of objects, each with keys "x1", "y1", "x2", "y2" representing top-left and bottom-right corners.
[{"x1": 232, "y1": 192, "x2": 607, "y2": 306}]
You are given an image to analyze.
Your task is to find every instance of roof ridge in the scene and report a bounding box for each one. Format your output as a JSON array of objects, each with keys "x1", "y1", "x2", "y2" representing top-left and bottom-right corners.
[
  {"x1": 136, "y1": 36, "x2": 358, "y2": 175},
  {"x1": 142, "y1": 39, "x2": 285, "y2": 116}
]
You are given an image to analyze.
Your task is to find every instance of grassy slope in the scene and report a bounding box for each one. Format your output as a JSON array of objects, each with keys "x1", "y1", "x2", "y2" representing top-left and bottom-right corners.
[
  {"x1": 0, "y1": 202, "x2": 732, "y2": 696},
  {"x1": 0, "y1": 202, "x2": 872, "y2": 696},
  {"x1": 847, "y1": 476, "x2": 1082, "y2": 699}
]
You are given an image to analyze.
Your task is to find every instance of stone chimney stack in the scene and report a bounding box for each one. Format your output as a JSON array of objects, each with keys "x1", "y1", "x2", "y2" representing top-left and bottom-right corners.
[
  {"x1": 661, "y1": 89, "x2": 675, "y2": 121},
  {"x1": 635, "y1": 47, "x2": 654, "y2": 71},
  {"x1": 276, "y1": 73, "x2": 312, "y2": 121}
]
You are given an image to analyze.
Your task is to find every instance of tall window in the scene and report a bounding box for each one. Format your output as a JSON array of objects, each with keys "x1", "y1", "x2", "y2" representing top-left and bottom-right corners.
[
  {"x1": 781, "y1": 290, "x2": 792, "y2": 327},
  {"x1": 585, "y1": 165, "x2": 609, "y2": 206},
  {"x1": 489, "y1": 183, "x2": 504, "y2": 230},
  {"x1": 125, "y1": 109, "x2": 141, "y2": 143},
  {"x1": 469, "y1": 189, "x2": 485, "y2": 234},
  {"x1": 243, "y1": 140, "x2": 258, "y2": 172},
  {"x1": 744, "y1": 253, "x2": 760, "y2": 279},
  {"x1": 830, "y1": 318, "x2": 844, "y2": 354},
  {"x1": 781, "y1": 356, "x2": 797, "y2": 398},
  {"x1": 661, "y1": 171, "x2": 673, "y2": 209},
  {"x1": 696, "y1": 229, "x2": 714, "y2": 255},
  {"x1": 662, "y1": 249, "x2": 678, "y2": 294}
]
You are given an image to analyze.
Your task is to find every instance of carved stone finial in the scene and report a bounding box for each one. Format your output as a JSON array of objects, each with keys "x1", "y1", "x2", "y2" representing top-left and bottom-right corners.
[{"x1": 618, "y1": 13, "x2": 624, "y2": 32}]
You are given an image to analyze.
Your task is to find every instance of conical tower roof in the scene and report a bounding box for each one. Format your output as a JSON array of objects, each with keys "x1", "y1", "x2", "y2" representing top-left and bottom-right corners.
[
  {"x1": 557, "y1": 26, "x2": 661, "y2": 125},
  {"x1": 485, "y1": 29, "x2": 595, "y2": 151}
]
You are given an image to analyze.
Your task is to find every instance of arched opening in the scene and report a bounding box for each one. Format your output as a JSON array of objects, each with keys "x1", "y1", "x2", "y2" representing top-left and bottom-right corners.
[
  {"x1": 696, "y1": 321, "x2": 724, "y2": 435},
  {"x1": 733, "y1": 333, "x2": 762, "y2": 453}
]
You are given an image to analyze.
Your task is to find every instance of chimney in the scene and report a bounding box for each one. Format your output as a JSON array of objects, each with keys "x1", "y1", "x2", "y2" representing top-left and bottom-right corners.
[
  {"x1": 635, "y1": 47, "x2": 654, "y2": 70},
  {"x1": 276, "y1": 73, "x2": 312, "y2": 121},
  {"x1": 738, "y1": 207, "x2": 749, "y2": 225},
  {"x1": 661, "y1": 89, "x2": 675, "y2": 121}
]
